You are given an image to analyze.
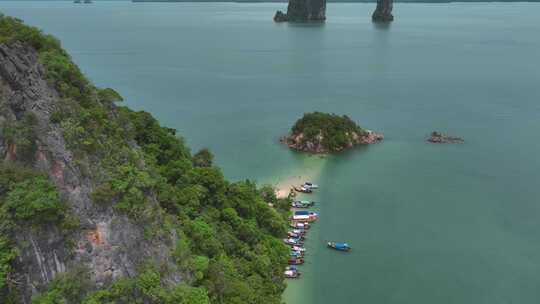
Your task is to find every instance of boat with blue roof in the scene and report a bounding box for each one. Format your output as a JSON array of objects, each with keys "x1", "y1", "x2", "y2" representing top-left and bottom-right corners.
[{"x1": 327, "y1": 241, "x2": 351, "y2": 252}]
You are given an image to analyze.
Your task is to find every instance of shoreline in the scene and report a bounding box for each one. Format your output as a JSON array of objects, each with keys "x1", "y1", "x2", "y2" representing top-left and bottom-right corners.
[
  {"x1": 267, "y1": 156, "x2": 328, "y2": 199},
  {"x1": 274, "y1": 174, "x2": 311, "y2": 199},
  {"x1": 265, "y1": 157, "x2": 327, "y2": 304}
]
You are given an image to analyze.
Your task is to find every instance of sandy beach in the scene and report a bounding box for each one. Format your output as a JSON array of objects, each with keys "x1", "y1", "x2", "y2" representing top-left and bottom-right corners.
[
  {"x1": 271, "y1": 157, "x2": 327, "y2": 199},
  {"x1": 274, "y1": 175, "x2": 312, "y2": 199}
]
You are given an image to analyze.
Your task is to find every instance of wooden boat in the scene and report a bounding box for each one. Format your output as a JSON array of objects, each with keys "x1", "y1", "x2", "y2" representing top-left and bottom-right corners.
[
  {"x1": 327, "y1": 242, "x2": 351, "y2": 252},
  {"x1": 290, "y1": 215, "x2": 317, "y2": 223},
  {"x1": 288, "y1": 257, "x2": 305, "y2": 265}
]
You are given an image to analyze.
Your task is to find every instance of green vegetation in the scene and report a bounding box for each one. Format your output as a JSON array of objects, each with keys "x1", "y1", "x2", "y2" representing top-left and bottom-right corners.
[
  {"x1": 32, "y1": 266, "x2": 210, "y2": 304},
  {"x1": 291, "y1": 111, "x2": 365, "y2": 151},
  {"x1": 0, "y1": 165, "x2": 70, "y2": 295},
  {"x1": 0, "y1": 14, "x2": 290, "y2": 303},
  {"x1": 1, "y1": 113, "x2": 38, "y2": 160}
]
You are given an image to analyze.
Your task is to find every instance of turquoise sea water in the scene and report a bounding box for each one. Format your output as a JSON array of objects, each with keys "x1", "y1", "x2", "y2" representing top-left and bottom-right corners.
[{"x1": 2, "y1": 1, "x2": 540, "y2": 303}]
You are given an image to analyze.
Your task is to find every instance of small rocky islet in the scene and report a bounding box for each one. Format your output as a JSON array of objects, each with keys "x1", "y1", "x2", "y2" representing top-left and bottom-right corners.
[
  {"x1": 427, "y1": 131, "x2": 464, "y2": 144},
  {"x1": 281, "y1": 112, "x2": 383, "y2": 154}
]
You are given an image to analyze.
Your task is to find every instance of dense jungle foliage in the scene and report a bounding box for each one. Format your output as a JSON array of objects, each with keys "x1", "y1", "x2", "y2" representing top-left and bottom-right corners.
[
  {"x1": 0, "y1": 14, "x2": 291, "y2": 304},
  {"x1": 291, "y1": 112, "x2": 365, "y2": 151}
]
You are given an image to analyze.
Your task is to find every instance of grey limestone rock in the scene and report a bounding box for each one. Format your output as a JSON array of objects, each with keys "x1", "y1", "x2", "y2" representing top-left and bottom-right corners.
[
  {"x1": 372, "y1": 0, "x2": 394, "y2": 22},
  {"x1": 274, "y1": 0, "x2": 326, "y2": 23},
  {"x1": 0, "y1": 42, "x2": 183, "y2": 303}
]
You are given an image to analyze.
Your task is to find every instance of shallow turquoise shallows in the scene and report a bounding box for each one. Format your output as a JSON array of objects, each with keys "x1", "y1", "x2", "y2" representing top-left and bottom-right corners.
[{"x1": 2, "y1": 1, "x2": 540, "y2": 303}]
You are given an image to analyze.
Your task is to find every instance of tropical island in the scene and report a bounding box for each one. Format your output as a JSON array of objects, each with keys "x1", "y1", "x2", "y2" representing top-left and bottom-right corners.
[
  {"x1": 281, "y1": 112, "x2": 383, "y2": 153},
  {"x1": 0, "y1": 15, "x2": 291, "y2": 304}
]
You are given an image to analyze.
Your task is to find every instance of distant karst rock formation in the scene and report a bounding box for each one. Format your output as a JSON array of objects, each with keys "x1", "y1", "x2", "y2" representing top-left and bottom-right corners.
[
  {"x1": 274, "y1": 0, "x2": 326, "y2": 22},
  {"x1": 372, "y1": 0, "x2": 394, "y2": 22}
]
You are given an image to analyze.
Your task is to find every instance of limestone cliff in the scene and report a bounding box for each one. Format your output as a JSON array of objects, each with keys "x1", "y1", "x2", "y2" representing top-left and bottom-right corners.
[
  {"x1": 0, "y1": 41, "x2": 181, "y2": 303},
  {"x1": 274, "y1": 0, "x2": 326, "y2": 22},
  {"x1": 0, "y1": 15, "x2": 289, "y2": 304},
  {"x1": 372, "y1": 0, "x2": 394, "y2": 22}
]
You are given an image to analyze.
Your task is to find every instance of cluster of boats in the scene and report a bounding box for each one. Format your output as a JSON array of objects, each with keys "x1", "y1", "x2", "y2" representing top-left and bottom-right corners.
[
  {"x1": 293, "y1": 181, "x2": 318, "y2": 194},
  {"x1": 283, "y1": 211, "x2": 313, "y2": 278},
  {"x1": 283, "y1": 182, "x2": 319, "y2": 279},
  {"x1": 283, "y1": 181, "x2": 351, "y2": 279}
]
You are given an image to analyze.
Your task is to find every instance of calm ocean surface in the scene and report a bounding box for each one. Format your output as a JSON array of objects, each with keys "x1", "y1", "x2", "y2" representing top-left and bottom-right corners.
[{"x1": 2, "y1": 1, "x2": 540, "y2": 303}]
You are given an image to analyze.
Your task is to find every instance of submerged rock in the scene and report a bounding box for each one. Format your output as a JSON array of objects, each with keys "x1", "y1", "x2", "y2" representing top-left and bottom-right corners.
[
  {"x1": 274, "y1": 0, "x2": 326, "y2": 23},
  {"x1": 372, "y1": 0, "x2": 394, "y2": 23},
  {"x1": 427, "y1": 131, "x2": 464, "y2": 144}
]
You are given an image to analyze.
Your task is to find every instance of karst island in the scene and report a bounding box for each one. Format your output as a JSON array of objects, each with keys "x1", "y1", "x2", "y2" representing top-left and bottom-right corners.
[{"x1": 281, "y1": 112, "x2": 383, "y2": 153}]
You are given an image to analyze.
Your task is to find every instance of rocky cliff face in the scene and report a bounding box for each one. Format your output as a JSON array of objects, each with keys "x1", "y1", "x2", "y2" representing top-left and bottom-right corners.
[
  {"x1": 274, "y1": 0, "x2": 326, "y2": 22},
  {"x1": 372, "y1": 0, "x2": 394, "y2": 22},
  {"x1": 0, "y1": 42, "x2": 181, "y2": 303}
]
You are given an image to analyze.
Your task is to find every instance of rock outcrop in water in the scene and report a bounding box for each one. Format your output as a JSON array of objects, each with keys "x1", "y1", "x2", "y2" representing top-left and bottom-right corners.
[
  {"x1": 281, "y1": 112, "x2": 383, "y2": 153},
  {"x1": 274, "y1": 0, "x2": 326, "y2": 22},
  {"x1": 372, "y1": 0, "x2": 394, "y2": 23},
  {"x1": 427, "y1": 131, "x2": 464, "y2": 144}
]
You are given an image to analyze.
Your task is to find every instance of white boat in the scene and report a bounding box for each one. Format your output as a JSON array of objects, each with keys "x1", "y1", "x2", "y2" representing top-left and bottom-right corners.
[
  {"x1": 291, "y1": 245, "x2": 306, "y2": 252},
  {"x1": 304, "y1": 181, "x2": 319, "y2": 189},
  {"x1": 290, "y1": 222, "x2": 310, "y2": 229},
  {"x1": 284, "y1": 270, "x2": 300, "y2": 278},
  {"x1": 290, "y1": 229, "x2": 305, "y2": 235},
  {"x1": 291, "y1": 214, "x2": 316, "y2": 222}
]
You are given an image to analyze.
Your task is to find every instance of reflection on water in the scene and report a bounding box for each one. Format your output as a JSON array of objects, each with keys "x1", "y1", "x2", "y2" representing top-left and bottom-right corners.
[{"x1": 372, "y1": 21, "x2": 392, "y2": 31}]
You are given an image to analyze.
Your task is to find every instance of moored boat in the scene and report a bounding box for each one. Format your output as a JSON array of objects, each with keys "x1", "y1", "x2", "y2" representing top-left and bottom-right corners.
[
  {"x1": 294, "y1": 186, "x2": 312, "y2": 193},
  {"x1": 290, "y1": 229, "x2": 305, "y2": 235},
  {"x1": 291, "y1": 245, "x2": 306, "y2": 252},
  {"x1": 284, "y1": 269, "x2": 301, "y2": 278},
  {"x1": 304, "y1": 181, "x2": 319, "y2": 189},
  {"x1": 288, "y1": 257, "x2": 305, "y2": 265},
  {"x1": 292, "y1": 200, "x2": 315, "y2": 208},
  {"x1": 327, "y1": 242, "x2": 351, "y2": 252},
  {"x1": 290, "y1": 222, "x2": 310, "y2": 229},
  {"x1": 294, "y1": 210, "x2": 318, "y2": 217},
  {"x1": 287, "y1": 231, "x2": 305, "y2": 239},
  {"x1": 290, "y1": 214, "x2": 317, "y2": 222},
  {"x1": 290, "y1": 250, "x2": 304, "y2": 257},
  {"x1": 283, "y1": 238, "x2": 303, "y2": 246}
]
